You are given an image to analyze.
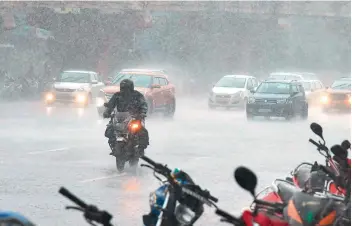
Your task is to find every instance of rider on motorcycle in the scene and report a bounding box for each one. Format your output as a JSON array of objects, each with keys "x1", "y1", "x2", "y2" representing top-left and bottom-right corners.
[{"x1": 103, "y1": 79, "x2": 149, "y2": 155}]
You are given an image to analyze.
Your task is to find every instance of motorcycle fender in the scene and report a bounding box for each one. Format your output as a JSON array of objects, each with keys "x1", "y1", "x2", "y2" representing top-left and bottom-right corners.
[{"x1": 155, "y1": 192, "x2": 170, "y2": 226}]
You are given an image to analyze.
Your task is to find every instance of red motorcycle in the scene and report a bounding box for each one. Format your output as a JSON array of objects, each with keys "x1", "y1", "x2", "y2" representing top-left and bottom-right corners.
[{"x1": 257, "y1": 123, "x2": 349, "y2": 205}]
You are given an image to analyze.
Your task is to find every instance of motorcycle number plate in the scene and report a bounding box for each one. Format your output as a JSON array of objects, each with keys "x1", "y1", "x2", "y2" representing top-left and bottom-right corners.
[
  {"x1": 258, "y1": 108, "x2": 271, "y2": 113},
  {"x1": 116, "y1": 137, "x2": 124, "y2": 141}
]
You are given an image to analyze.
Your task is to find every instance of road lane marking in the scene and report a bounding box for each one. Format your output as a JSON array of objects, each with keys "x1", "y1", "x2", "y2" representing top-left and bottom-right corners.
[
  {"x1": 27, "y1": 147, "x2": 70, "y2": 155},
  {"x1": 79, "y1": 174, "x2": 126, "y2": 183}
]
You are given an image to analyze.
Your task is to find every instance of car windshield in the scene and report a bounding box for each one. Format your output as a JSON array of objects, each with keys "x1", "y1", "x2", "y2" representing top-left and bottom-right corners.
[
  {"x1": 58, "y1": 72, "x2": 90, "y2": 83},
  {"x1": 215, "y1": 77, "x2": 246, "y2": 88},
  {"x1": 256, "y1": 82, "x2": 291, "y2": 94},
  {"x1": 302, "y1": 82, "x2": 311, "y2": 91},
  {"x1": 331, "y1": 80, "x2": 351, "y2": 90},
  {"x1": 269, "y1": 74, "x2": 301, "y2": 80},
  {"x1": 111, "y1": 73, "x2": 152, "y2": 88}
]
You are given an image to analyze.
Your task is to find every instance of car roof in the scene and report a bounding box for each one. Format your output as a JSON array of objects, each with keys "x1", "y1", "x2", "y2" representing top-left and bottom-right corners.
[
  {"x1": 63, "y1": 70, "x2": 96, "y2": 74},
  {"x1": 121, "y1": 68, "x2": 166, "y2": 73},
  {"x1": 270, "y1": 72, "x2": 303, "y2": 76},
  {"x1": 300, "y1": 79, "x2": 321, "y2": 82},
  {"x1": 223, "y1": 74, "x2": 254, "y2": 78},
  {"x1": 119, "y1": 68, "x2": 167, "y2": 77},
  {"x1": 264, "y1": 79, "x2": 299, "y2": 84}
]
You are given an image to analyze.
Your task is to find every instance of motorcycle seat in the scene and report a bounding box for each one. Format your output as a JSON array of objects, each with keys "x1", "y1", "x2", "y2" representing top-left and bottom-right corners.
[{"x1": 275, "y1": 181, "x2": 300, "y2": 204}]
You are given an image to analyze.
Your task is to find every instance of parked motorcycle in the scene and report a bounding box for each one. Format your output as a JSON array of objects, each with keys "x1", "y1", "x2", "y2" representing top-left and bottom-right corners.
[
  {"x1": 108, "y1": 104, "x2": 144, "y2": 172},
  {"x1": 217, "y1": 166, "x2": 350, "y2": 226},
  {"x1": 58, "y1": 187, "x2": 114, "y2": 226},
  {"x1": 140, "y1": 155, "x2": 218, "y2": 226},
  {"x1": 286, "y1": 123, "x2": 349, "y2": 196}
]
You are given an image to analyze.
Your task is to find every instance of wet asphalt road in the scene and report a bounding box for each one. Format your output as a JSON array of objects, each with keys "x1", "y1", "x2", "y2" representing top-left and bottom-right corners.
[{"x1": 0, "y1": 98, "x2": 350, "y2": 226}]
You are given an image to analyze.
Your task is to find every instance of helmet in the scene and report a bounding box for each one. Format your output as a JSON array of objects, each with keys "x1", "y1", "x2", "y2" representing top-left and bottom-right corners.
[{"x1": 120, "y1": 79, "x2": 134, "y2": 94}]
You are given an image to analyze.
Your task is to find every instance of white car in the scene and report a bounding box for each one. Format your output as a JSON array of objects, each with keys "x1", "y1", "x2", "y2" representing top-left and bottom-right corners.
[
  {"x1": 300, "y1": 79, "x2": 325, "y2": 105},
  {"x1": 208, "y1": 75, "x2": 259, "y2": 109},
  {"x1": 44, "y1": 70, "x2": 105, "y2": 107}
]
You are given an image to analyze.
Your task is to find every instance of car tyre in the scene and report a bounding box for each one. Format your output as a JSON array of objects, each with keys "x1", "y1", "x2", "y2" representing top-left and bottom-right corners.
[
  {"x1": 246, "y1": 112, "x2": 254, "y2": 121},
  {"x1": 208, "y1": 102, "x2": 215, "y2": 110},
  {"x1": 163, "y1": 98, "x2": 176, "y2": 118},
  {"x1": 300, "y1": 103, "x2": 308, "y2": 120}
]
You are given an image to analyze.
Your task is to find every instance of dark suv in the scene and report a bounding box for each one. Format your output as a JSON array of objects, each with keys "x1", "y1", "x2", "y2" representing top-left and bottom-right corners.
[{"x1": 246, "y1": 80, "x2": 308, "y2": 120}]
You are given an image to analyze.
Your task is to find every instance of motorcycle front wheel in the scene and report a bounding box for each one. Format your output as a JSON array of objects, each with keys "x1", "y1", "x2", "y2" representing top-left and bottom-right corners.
[{"x1": 114, "y1": 142, "x2": 125, "y2": 173}]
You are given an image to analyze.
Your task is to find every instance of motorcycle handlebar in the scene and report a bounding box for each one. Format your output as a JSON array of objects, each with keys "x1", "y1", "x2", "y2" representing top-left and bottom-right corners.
[
  {"x1": 140, "y1": 156, "x2": 172, "y2": 174},
  {"x1": 309, "y1": 139, "x2": 329, "y2": 152},
  {"x1": 215, "y1": 208, "x2": 241, "y2": 224},
  {"x1": 59, "y1": 187, "x2": 87, "y2": 209}
]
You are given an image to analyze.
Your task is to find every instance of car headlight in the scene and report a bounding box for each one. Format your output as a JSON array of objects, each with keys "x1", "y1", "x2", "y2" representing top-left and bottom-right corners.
[
  {"x1": 175, "y1": 204, "x2": 196, "y2": 225},
  {"x1": 247, "y1": 97, "x2": 255, "y2": 104},
  {"x1": 45, "y1": 92, "x2": 55, "y2": 102},
  {"x1": 149, "y1": 192, "x2": 157, "y2": 206},
  {"x1": 320, "y1": 95, "x2": 329, "y2": 104},
  {"x1": 348, "y1": 94, "x2": 351, "y2": 103}
]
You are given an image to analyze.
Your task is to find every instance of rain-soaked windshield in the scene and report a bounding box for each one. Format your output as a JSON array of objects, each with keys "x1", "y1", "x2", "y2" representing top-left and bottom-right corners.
[
  {"x1": 58, "y1": 72, "x2": 90, "y2": 83},
  {"x1": 215, "y1": 77, "x2": 246, "y2": 88},
  {"x1": 331, "y1": 80, "x2": 351, "y2": 90},
  {"x1": 112, "y1": 73, "x2": 152, "y2": 88},
  {"x1": 256, "y1": 82, "x2": 291, "y2": 94},
  {"x1": 302, "y1": 82, "x2": 311, "y2": 91}
]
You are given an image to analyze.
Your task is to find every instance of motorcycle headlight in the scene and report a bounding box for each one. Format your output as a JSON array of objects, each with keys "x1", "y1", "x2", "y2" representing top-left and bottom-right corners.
[
  {"x1": 247, "y1": 97, "x2": 255, "y2": 104},
  {"x1": 175, "y1": 204, "x2": 196, "y2": 225},
  {"x1": 149, "y1": 192, "x2": 157, "y2": 206}
]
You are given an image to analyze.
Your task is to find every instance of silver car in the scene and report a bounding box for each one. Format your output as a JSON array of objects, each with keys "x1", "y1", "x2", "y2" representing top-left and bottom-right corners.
[{"x1": 44, "y1": 70, "x2": 105, "y2": 107}]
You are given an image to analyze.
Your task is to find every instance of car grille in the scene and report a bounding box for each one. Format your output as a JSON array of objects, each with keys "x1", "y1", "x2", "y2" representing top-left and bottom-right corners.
[
  {"x1": 215, "y1": 94, "x2": 231, "y2": 99},
  {"x1": 254, "y1": 99, "x2": 278, "y2": 104},
  {"x1": 55, "y1": 88, "x2": 75, "y2": 92},
  {"x1": 330, "y1": 93, "x2": 348, "y2": 101}
]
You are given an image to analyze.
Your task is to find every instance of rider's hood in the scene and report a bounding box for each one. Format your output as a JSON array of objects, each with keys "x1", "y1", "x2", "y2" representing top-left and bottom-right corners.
[{"x1": 102, "y1": 86, "x2": 149, "y2": 95}]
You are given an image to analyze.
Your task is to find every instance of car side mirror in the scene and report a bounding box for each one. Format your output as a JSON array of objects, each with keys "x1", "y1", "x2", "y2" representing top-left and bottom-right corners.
[
  {"x1": 104, "y1": 80, "x2": 111, "y2": 86},
  {"x1": 249, "y1": 88, "x2": 255, "y2": 93},
  {"x1": 91, "y1": 80, "x2": 98, "y2": 84},
  {"x1": 151, "y1": 84, "x2": 161, "y2": 89},
  {"x1": 290, "y1": 91, "x2": 299, "y2": 97}
]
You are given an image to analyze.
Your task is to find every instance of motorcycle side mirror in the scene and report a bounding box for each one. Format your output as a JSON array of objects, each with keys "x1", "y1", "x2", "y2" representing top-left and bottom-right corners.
[
  {"x1": 331, "y1": 145, "x2": 348, "y2": 159},
  {"x1": 341, "y1": 140, "x2": 351, "y2": 151},
  {"x1": 310, "y1": 122, "x2": 324, "y2": 140},
  {"x1": 234, "y1": 166, "x2": 257, "y2": 197}
]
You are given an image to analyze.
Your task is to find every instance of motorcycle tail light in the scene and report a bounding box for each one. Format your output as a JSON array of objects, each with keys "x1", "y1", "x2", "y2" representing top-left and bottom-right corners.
[{"x1": 128, "y1": 120, "x2": 142, "y2": 133}]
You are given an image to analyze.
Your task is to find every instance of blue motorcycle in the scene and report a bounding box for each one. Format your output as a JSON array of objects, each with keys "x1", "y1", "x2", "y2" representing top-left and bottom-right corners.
[
  {"x1": 0, "y1": 211, "x2": 35, "y2": 226},
  {"x1": 140, "y1": 155, "x2": 219, "y2": 226}
]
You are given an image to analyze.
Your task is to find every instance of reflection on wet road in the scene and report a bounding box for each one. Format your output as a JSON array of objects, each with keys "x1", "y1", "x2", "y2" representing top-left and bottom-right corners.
[{"x1": 0, "y1": 98, "x2": 350, "y2": 225}]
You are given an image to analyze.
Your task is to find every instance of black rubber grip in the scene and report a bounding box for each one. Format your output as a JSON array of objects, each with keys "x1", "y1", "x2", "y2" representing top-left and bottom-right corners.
[
  {"x1": 209, "y1": 195, "x2": 218, "y2": 203},
  {"x1": 309, "y1": 139, "x2": 320, "y2": 147},
  {"x1": 59, "y1": 187, "x2": 87, "y2": 208},
  {"x1": 140, "y1": 156, "x2": 156, "y2": 166},
  {"x1": 215, "y1": 209, "x2": 238, "y2": 222}
]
